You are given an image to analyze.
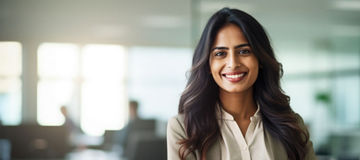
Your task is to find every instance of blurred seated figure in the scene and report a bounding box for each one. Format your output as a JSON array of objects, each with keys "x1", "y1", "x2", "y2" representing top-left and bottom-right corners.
[
  {"x1": 113, "y1": 100, "x2": 157, "y2": 158},
  {"x1": 60, "y1": 105, "x2": 82, "y2": 134},
  {"x1": 116, "y1": 100, "x2": 140, "y2": 149},
  {"x1": 60, "y1": 105, "x2": 85, "y2": 149}
]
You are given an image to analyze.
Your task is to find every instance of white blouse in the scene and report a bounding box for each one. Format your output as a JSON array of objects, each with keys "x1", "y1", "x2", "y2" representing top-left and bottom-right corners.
[{"x1": 217, "y1": 107, "x2": 272, "y2": 160}]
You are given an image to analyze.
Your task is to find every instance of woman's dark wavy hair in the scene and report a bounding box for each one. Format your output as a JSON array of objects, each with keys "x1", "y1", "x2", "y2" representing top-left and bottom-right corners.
[{"x1": 178, "y1": 7, "x2": 309, "y2": 160}]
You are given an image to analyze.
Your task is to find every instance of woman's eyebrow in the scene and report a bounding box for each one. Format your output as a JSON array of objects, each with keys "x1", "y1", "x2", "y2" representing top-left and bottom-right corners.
[
  {"x1": 234, "y1": 43, "x2": 250, "y2": 49},
  {"x1": 211, "y1": 46, "x2": 228, "y2": 51},
  {"x1": 211, "y1": 43, "x2": 250, "y2": 51}
]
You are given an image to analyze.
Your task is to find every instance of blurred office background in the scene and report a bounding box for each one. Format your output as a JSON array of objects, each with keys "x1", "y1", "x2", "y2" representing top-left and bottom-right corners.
[{"x1": 0, "y1": 0, "x2": 359, "y2": 159}]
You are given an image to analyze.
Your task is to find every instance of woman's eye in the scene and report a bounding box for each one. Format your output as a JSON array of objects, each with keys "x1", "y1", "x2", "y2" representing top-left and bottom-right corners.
[
  {"x1": 215, "y1": 51, "x2": 226, "y2": 56},
  {"x1": 238, "y1": 49, "x2": 251, "y2": 54}
]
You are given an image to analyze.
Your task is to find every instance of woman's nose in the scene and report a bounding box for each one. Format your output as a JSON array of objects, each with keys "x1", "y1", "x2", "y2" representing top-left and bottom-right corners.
[{"x1": 226, "y1": 52, "x2": 240, "y2": 69}]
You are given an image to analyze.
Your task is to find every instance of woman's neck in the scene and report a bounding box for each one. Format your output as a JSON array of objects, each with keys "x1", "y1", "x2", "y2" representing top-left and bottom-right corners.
[{"x1": 219, "y1": 88, "x2": 257, "y2": 120}]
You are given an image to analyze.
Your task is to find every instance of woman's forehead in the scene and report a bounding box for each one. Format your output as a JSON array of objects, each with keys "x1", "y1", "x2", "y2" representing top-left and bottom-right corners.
[{"x1": 212, "y1": 24, "x2": 249, "y2": 48}]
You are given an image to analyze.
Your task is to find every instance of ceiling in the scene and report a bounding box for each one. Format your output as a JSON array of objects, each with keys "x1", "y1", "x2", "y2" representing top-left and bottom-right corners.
[{"x1": 0, "y1": 0, "x2": 359, "y2": 48}]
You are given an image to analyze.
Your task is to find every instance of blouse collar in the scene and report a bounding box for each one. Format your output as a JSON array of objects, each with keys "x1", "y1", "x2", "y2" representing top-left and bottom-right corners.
[{"x1": 216, "y1": 103, "x2": 261, "y2": 122}]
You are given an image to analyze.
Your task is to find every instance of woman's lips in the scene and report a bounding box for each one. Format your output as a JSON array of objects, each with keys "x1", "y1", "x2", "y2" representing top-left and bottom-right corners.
[{"x1": 222, "y1": 72, "x2": 247, "y2": 82}]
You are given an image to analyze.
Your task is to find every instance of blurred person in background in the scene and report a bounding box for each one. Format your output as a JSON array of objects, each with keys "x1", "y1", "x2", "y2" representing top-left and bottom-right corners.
[
  {"x1": 113, "y1": 100, "x2": 141, "y2": 155},
  {"x1": 60, "y1": 106, "x2": 77, "y2": 133},
  {"x1": 167, "y1": 8, "x2": 316, "y2": 160},
  {"x1": 60, "y1": 105, "x2": 84, "y2": 150},
  {"x1": 128, "y1": 100, "x2": 140, "y2": 121},
  {"x1": 60, "y1": 105, "x2": 83, "y2": 134}
]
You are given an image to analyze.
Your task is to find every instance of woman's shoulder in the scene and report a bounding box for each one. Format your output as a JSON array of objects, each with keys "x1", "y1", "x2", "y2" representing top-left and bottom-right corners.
[
  {"x1": 167, "y1": 114, "x2": 195, "y2": 160},
  {"x1": 168, "y1": 114, "x2": 185, "y2": 123},
  {"x1": 294, "y1": 113, "x2": 309, "y2": 132},
  {"x1": 167, "y1": 114, "x2": 187, "y2": 137},
  {"x1": 294, "y1": 113, "x2": 317, "y2": 160},
  {"x1": 169, "y1": 114, "x2": 185, "y2": 123}
]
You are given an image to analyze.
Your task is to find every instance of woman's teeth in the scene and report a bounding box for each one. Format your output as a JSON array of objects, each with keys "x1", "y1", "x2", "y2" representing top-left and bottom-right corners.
[{"x1": 224, "y1": 73, "x2": 245, "y2": 78}]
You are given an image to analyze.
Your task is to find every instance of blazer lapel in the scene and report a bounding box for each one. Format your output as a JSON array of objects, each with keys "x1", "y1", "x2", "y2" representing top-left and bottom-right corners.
[
  {"x1": 206, "y1": 137, "x2": 223, "y2": 160},
  {"x1": 263, "y1": 129, "x2": 287, "y2": 160}
]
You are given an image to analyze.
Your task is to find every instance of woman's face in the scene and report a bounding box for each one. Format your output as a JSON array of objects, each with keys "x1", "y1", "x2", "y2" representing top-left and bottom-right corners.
[{"x1": 209, "y1": 23, "x2": 259, "y2": 94}]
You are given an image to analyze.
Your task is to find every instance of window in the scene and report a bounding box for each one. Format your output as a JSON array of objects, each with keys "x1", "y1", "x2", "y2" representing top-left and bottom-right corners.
[
  {"x1": 127, "y1": 47, "x2": 192, "y2": 120},
  {"x1": 81, "y1": 44, "x2": 127, "y2": 135},
  {"x1": 0, "y1": 42, "x2": 22, "y2": 125},
  {"x1": 37, "y1": 43, "x2": 127, "y2": 136},
  {"x1": 37, "y1": 43, "x2": 79, "y2": 126}
]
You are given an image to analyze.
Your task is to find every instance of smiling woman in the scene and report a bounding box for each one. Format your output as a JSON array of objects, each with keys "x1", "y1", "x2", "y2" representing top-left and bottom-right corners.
[
  {"x1": 209, "y1": 23, "x2": 259, "y2": 96},
  {"x1": 167, "y1": 8, "x2": 317, "y2": 160}
]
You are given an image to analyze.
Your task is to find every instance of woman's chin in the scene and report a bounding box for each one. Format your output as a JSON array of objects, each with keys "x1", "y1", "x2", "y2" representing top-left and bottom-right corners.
[{"x1": 220, "y1": 87, "x2": 252, "y2": 94}]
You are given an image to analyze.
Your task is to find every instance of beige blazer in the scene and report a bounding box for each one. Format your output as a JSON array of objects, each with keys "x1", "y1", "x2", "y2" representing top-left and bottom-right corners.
[{"x1": 167, "y1": 114, "x2": 317, "y2": 160}]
